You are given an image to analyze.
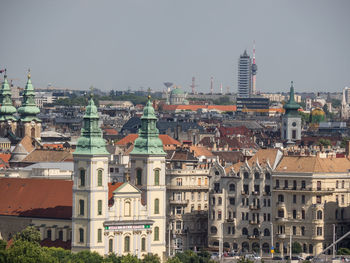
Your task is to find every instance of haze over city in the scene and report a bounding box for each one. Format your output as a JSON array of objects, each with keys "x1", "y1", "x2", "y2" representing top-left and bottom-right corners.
[{"x1": 0, "y1": 0, "x2": 349, "y2": 93}]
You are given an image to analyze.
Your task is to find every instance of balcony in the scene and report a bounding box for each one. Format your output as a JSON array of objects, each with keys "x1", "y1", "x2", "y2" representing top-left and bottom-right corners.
[
  {"x1": 275, "y1": 217, "x2": 288, "y2": 222},
  {"x1": 167, "y1": 185, "x2": 209, "y2": 190},
  {"x1": 169, "y1": 199, "x2": 189, "y2": 205},
  {"x1": 226, "y1": 218, "x2": 236, "y2": 224},
  {"x1": 252, "y1": 191, "x2": 260, "y2": 196},
  {"x1": 278, "y1": 234, "x2": 286, "y2": 239},
  {"x1": 249, "y1": 220, "x2": 259, "y2": 225},
  {"x1": 248, "y1": 235, "x2": 259, "y2": 240},
  {"x1": 241, "y1": 190, "x2": 248, "y2": 195},
  {"x1": 167, "y1": 169, "x2": 209, "y2": 175},
  {"x1": 249, "y1": 205, "x2": 260, "y2": 210}
]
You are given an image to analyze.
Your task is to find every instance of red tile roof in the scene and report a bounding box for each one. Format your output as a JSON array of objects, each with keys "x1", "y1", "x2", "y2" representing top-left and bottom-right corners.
[
  {"x1": 0, "y1": 178, "x2": 123, "y2": 220},
  {"x1": 40, "y1": 239, "x2": 71, "y2": 250},
  {"x1": 103, "y1": 128, "x2": 118, "y2": 135},
  {"x1": 116, "y1": 134, "x2": 180, "y2": 147},
  {"x1": 0, "y1": 153, "x2": 11, "y2": 168}
]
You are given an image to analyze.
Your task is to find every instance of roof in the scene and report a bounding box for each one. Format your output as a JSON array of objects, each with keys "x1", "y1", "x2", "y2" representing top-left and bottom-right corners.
[
  {"x1": 190, "y1": 146, "x2": 214, "y2": 158},
  {"x1": 212, "y1": 151, "x2": 244, "y2": 164},
  {"x1": 22, "y1": 149, "x2": 73, "y2": 163},
  {"x1": 103, "y1": 128, "x2": 118, "y2": 135},
  {"x1": 162, "y1": 104, "x2": 236, "y2": 112},
  {"x1": 167, "y1": 148, "x2": 197, "y2": 162},
  {"x1": 0, "y1": 178, "x2": 124, "y2": 219},
  {"x1": 22, "y1": 162, "x2": 73, "y2": 171},
  {"x1": 275, "y1": 156, "x2": 350, "y2": 173},
  {"x1": 116, "y1": 134, "x2": 180, "y2": 147}
]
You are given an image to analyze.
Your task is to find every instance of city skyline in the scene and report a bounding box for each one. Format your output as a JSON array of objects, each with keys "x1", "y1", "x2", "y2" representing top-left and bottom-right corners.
[{"x1": 0, "y1": 0, "x2": 349, "y2": 93}]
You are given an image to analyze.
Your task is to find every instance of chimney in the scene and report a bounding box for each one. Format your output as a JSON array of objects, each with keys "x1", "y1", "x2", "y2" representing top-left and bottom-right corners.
[{"x1": 346, "y1": 140, "x2": 350, "y2": 158}]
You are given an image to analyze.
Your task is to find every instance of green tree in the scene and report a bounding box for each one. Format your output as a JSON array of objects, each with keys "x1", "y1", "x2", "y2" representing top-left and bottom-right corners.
[
  {"x1": 70, "y1": 250, "x2": 104, "y2": 263},
  {"x1": 237, "y1": 257, "x2": 254, "y2": 263},
  {"x1": 104, "y1": 253, "x2": 123, "y2": 263},
  {"x1": 292, "y1": 242, "x2": 302, "y2": 254},
  {"x1": 43, "y1": 247, "x2": 72, "y2": 263},
  {"x1": 13, "y1": 226, "x2": 41, "y2": 244},
  {"x1": 337, "y1": 248, "x2": 350, "y2": 255},
  {"x1": 142, "y1": 254, "x2": 161, "y2": 263},
  {"x1": 166, "y1": 257, "x2": 182, "y2": 263},
  {"x1": 317, "y1": 139, "x2": 332, "y2": 148},
  {"x1": 0, "y1": 240, "x2": 6, "y2": 251},
  {"x1": 120, "y1": 254, "x2": 141, "y2": 263}
]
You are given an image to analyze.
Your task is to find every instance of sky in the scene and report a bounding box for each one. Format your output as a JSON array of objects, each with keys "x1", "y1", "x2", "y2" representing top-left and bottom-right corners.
[{"x1": 0, "y1": 0, "x2": 349, "y2": 93}]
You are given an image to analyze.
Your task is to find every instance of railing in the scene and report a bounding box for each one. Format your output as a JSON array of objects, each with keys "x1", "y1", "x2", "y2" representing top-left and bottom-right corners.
[
  {"x1": 169, "y1": 199, "x2": 189, "y2": 205},
  {"x1": 167, "y1": 169, "x2": 209, "y2": 175}
]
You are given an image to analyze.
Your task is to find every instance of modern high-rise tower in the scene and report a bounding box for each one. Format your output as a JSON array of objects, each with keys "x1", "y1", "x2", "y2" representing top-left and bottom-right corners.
[{"x1": 237, "y1": 50, "x2": 252, "y2": 98}]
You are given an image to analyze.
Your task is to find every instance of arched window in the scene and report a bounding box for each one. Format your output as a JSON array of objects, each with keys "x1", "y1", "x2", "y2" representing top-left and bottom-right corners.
[
  {"x1": 80, "y1": 169, "x2": 85, "y2": 187},
  {"x1": 47, "y1": 229, "x2": 52, "y2": 239},
  {"x1": 141, "y1": 237, "x2": 146, "y2": 251},
  {"x1": 303, "y1": 244, "x2": 307, "y2": 253},
  {"x1": 264, "y1": 228, "x2": 270, "y2": 236},
  {"x1": 97, "y1": 200, "x2": 102, "y2": 215},
  {"x1": 58, "y1": 230, "x2": 63, "y2": 240},
  {"x1": 265, "y1": 172, "x2": 271, "y2": 180},
  {"x1": 278, "y1": 209, "x2": 285, "y2": 218},
  {"x1": 253, "y1": 228, "x2": 259, "y2": 237},
  {"x1": 244, "y1": 172, "x2": 249, "y2": 179},
  {"x1": 278, "y1": 194, "x2": 284, "y2": 202},
  {"x1": 136, "y1": 169, "x2": 142, "y2": 185},
  {"x1": 154, "y1": 169, "x2": 160, "y2": 186},
  {"x1": 242, "y1": 242, "x2": 249, "y2": 252},
  {"x1": 242, "y1": 228, "x2": 248, "y2": 236},
  {"x1": 124, "y1": 236, "x2": 130, "y2": 252},
  {"x1": 233, "y1": 243, "x2": 238, "y2": 250},
  {"x1": 79, "y1": 200, "x2": 84, "y2": 216},
  {"x1": 262, "y1": 243, "x2": 270, "y2": 253},
  {"x1": 210, "y1": 226, "x2": 217, "y2": 234},
  {"x1": 252, "y1": 242, "x2": 260, "y2": 253},
  {"x1": 229, "y1": 184, "x2": 235, "y2": 192},
  {"x1": 218, "y1": 197, "x2": 222, "y2": 205},
  {"x1": 109, "y1": 239, "x2": 113, "y2": 253},
  {"x1": 97, "y1": 169, "x2": 103, "y2": 186},
  {"x1": 342, "y1": 180, "x2": 345, "y2": 188},
  {"x1": 125, "y1": 201, "x2": 131, "y2": 217},
  {"x1": 309, "y1": 244, "x2": 313, "y2": 254},
  {"x1": 154, "y1": 227, "x2": 159, "y2": 241},
  {"x1": 79, "y1": 228, "x2": 84, "y2": 243},
  {"x1": 154, "y1": 199, "x2": 159, "y2": 214},
  {"x1": 317, "y1": 210, "x2": 323, "y2": 220}
]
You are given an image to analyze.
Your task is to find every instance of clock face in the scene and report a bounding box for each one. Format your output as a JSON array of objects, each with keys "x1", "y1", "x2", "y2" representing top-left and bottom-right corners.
[{"x1": 292, "y1": 122, "x2": 297, "y2": 127}]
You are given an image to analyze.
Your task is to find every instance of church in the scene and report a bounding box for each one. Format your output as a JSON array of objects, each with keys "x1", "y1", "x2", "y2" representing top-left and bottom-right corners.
[{"x1": 0, "y1": 93, "x2": 167, "y2": 260}]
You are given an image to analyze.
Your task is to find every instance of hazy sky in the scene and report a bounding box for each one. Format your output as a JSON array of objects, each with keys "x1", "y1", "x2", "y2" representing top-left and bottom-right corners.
[{"x1": 0, "y1": 0, "x2": 349, "y2": 93}]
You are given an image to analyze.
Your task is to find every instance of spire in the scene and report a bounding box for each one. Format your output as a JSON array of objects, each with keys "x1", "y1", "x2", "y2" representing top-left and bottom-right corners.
[
  {"x1": 18, "y1": 70, "x2": 41, "y2": 122},
  {"x1": 131, "y1": 96, "x2": 165, "y2": 155},
  {"x1": 283, "y1": 81, "x2": 301, "y2": 116},
  {"x1": 0, "y1": 70, "x2": 17, "y2": 121},
  {"x1": 74, "y1": 96, "x2": 108, "y2": 155}
]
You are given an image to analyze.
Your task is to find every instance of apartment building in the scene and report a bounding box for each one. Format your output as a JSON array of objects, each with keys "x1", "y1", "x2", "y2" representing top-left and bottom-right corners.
[
  {"x1": 208, "y1": 149, "x2": 283, "y2": 255},
  {"x1": 166, "y1": 148, "x2": 210, "y2": 254},
  {"x1": 272, "y1": 156, "x2": 350, "y2": 256}
]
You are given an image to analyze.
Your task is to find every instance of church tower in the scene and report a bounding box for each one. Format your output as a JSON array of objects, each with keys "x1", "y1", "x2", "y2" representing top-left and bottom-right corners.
[
  {"x1": 0, "y1": 71, "x2": 17, "y2": 137},
  {"x1": 281, "y1": 81, "x2": 301, "y2": 142},
  {"x1": 72, "y1": 97, "x2": 109, "y2": 254},
  {"x1": 17, "y1": 71, "x2": 41, "y2": 140},
  {"x1": 130, "y1": 96, "x2": 167, "y2": 260}
]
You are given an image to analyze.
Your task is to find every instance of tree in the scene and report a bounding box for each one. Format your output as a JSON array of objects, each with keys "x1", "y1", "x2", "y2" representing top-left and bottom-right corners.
[
  {"x1": 142, "y1": 254, "x2": 161, "y2": 263},
  {"x1": 120, "y1": 254, "x2": 141, "y2": 263},
  {"x1": 104, "y1": 253, "x2": 123, "y2": 263},
  {"x1": 166, "y1": 257, "x2": 182, "y2": 263},
  {"x1": 317, "y1": 139, "x2": 332, "y2": 148},
  {"x1": 292, "y1": 242, "x2": 302, "y2": 254},
  {"x1": 0, "y1": 240, "x2": 6, "y2": 251},
  {"x1": 237, "y1": 257, "x2": 254, "y2": 263},
  {"x1": 43, "y1": 247, "x2": 72, "y2": 263},
  {"x1": 337, "y1": 248, "x2": 350, "y2": 255},
  {"x1": 70, "y1": 250, "x2": 104, "y2": 263},
  {"x1": 13, "y1": 226, "x2": 41, "y2": 244}
]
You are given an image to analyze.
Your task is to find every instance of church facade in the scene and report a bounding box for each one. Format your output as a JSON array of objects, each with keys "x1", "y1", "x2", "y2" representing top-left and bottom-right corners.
[{"x1": 71, "y1": 97, "x2": 167, "y2": 260}]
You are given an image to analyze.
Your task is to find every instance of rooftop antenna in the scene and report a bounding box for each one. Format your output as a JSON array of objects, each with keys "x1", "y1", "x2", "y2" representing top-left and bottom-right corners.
[
  {"x1": 251, "y1": 40, "x2": 258, "y2": 95},
  {"x1": 220, "y1": 82, "x2": 223, "y2": 94},
  {"x1": 190, "y1": 76, "x2": 198, "y2": 94},
  {"x1": 210, "y1": 76, "x2": 214, "y2": 95}
]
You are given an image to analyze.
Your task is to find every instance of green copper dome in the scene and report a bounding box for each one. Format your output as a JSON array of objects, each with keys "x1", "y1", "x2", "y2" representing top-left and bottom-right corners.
[
  {"x1": 0, "y1": 73, "x2": 17, "y2": 121},
  {"x1": 131, "y1": 97, "x2": 166, "y2": 155},
  {"x1": 18, "y1": 72, "x2": 41, "y2": 122},
  {"x1": 74, "y1": 97, "x2": 109, "y2": 155},
  {"x1": 284, "y1": 81, "x2": 301, "y2": 116},
  {"x1": 171, "y1": 87, "x2": 184, "y2": 95}
]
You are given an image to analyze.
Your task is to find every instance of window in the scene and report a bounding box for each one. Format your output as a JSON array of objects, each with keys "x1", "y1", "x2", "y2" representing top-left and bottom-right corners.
[
  {"x1": 254, "y1": 172, "x2": 260, "y2": 179},
  {"x1": 342, "y1": 180, "x2": 345, "y2": 188},
  {"x1": 79, "y1": 228, "x2": 84, "y2": 243},
  {"x1": 293, "y1": 180, "x2": 297, "y2": 190},
  {"x1": 176, "y1": 178, "x2": 182, "y2": 186},
  {"x1": 301, "y1": 226, "x2": 305, "y2": 236},
  {"x1": 301, "y1": 180, "x2": 306, "y2": 189},
  {"x1": 212, "y1": 197, "x2": 215, "y2": 205},
  {"x1": 301, "y1": 195, "x2": 305, "y2": 204},
  {"x1": 176, "y1": 206, "x2": 182, "y2": 215},
  {"x1": 278, "y1": 209, "x2": 284, "y2": 218},
  {"x1": 263, "y1": 199, "x2": 267, "y2": 207},
  {"x1": 242, "y1": 228, "x2": 248, "y2": 236},
  {"x1": 293, "y1": 210, "x2": 297, "y2": 219},
  {"x1": 98, "y1": 200, "x2": 102, "y2": 215},
  {"x1": 336, "y1": 180, "x2": 339, "y2": 189},
  {"x1": 317, "y1": 210, "x2": 323, "y2": 220},
  {"x1": 154, "y1": 199, "x2": 159, "y2": 214},
  {"x1": 210, "y1": 226, "x2": 217, "y2": 234},
  {"x1": 47, "y1": 229, "x2": 52, "y2": 239},
  {"x1": 109, "y1": 239, "x2": 113, "y2": 253},
  {"x1": 265, "y1": 185, "x2": 271, "y2": 194},
  {"x1": 218, "y1": 197, "x2": 222, "y2": 205},
  {"x1": 198, "y1": 192, "x2": 201, "y2": 201},
  {"x1": 284, "y1": 180, "x2": 288, "y2": 189},
  {"x1": 98, "y1": 169, "x2": 103, "y2": 186},
  {"x1": 125, "y1": 201, "x2": 131, "y2": 217},
  {"x1": 192, "y1": 192, "x2": 195, "y2": 201},
  {"x1": 268, "y1": 199, "x2": 271, "y2": 207},
  {"x1": 317, "y1": 227, "x2": 323, "y2": 236},
  {"x1": 254, "y1": 185, "x2": 260, "y2": 193},
  {"x1": 264, "y1": 228, "x2": 270, "y2": 236},
  {"x1": 317, "y1": 181, "x2": 321, "y2": 191},
  {"x1": 204, "y1": 192, "x2": 207, "y2": 201},
  {"x1": 335, "y1": 209, "x2": 339, "y2": 219},
  {"x1": 278, "y1": 194, "x2": 284, "y2": 202},
  {"x1": 80, "y1": 169, "x2": 85, "y2": 187},
  {"x1": 268, "y1": 213, "x2": 271, "y2": 221},
  {"x1": 316, "y1": 196, "x2": 322, "y2": 204},
  {"x1": 154, "y1": 169, "x2": 160, "y2": 186},
  {"x1": 275, "y1": 180, "x2": 280, "y2": 189},
  {"x1": 198, "y1": 204, "x2": 201, "y2": 210},
  {"x1": 58, "y1": 230, "x2": 63, "y2": 240},
  {"x1": 265, "y1": 172, "x2": 271, "y2": 180},
  {"x1": 218, "y1": 210, "x2": 222, "y2": 220},
  {"x1": 293, "y1": 195, "x2": 297, "y2": 204},
  {"x1": 244, "y1": 172, "x2": 249, "y2": 179},
  {"x1": 293, "y1": 226, "x2": 296, "y2": 235},
  {"x1": 141, "y1": 238, "x2": 146, "y2": 251},
  {"x1": 227, "y1": 226, "x2": 231, "y2": 235},
  {"x1": 229, "y1": 198, "x2": 235, "y2": 205},
  {"x1": 79, "y1": 200, "x2": 84, "y2": 216},
  {"x1": 124, "y1": 236, "x2": 130, "y2": 252},
  {"x1": 302, "y1": 210, "x2": 305, "y2": 219},
  {"x1": 110, "y1": 167, "x2": 114, "y2": 173},
  {"x1": 136, "y1": 169, "x2": 142, "y2": 185},
  {"x1": 198, "y1": 178, "x2": 201, "y2": 186},
  {"x1": 341, "y1": 195, "x2": 345, "y2": 205},
  {"x1": 229, "y1": 184, "x2": 235, "y2": 192},
  {"x1": 154, "y1": 227, "x2": 159, "y2": 241},
  {"x1": 176, "y1": 221, "x2": 182, "y2": 230},
  {"x1": 204, "y1": 178, "x2": 208, "y2": 186},
  {"x1": 98, "y1": 229, "x2": 102, "y2": 243},
  {"x1": 243, "y1": 184, "x2": 249, "y2": 194}
]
